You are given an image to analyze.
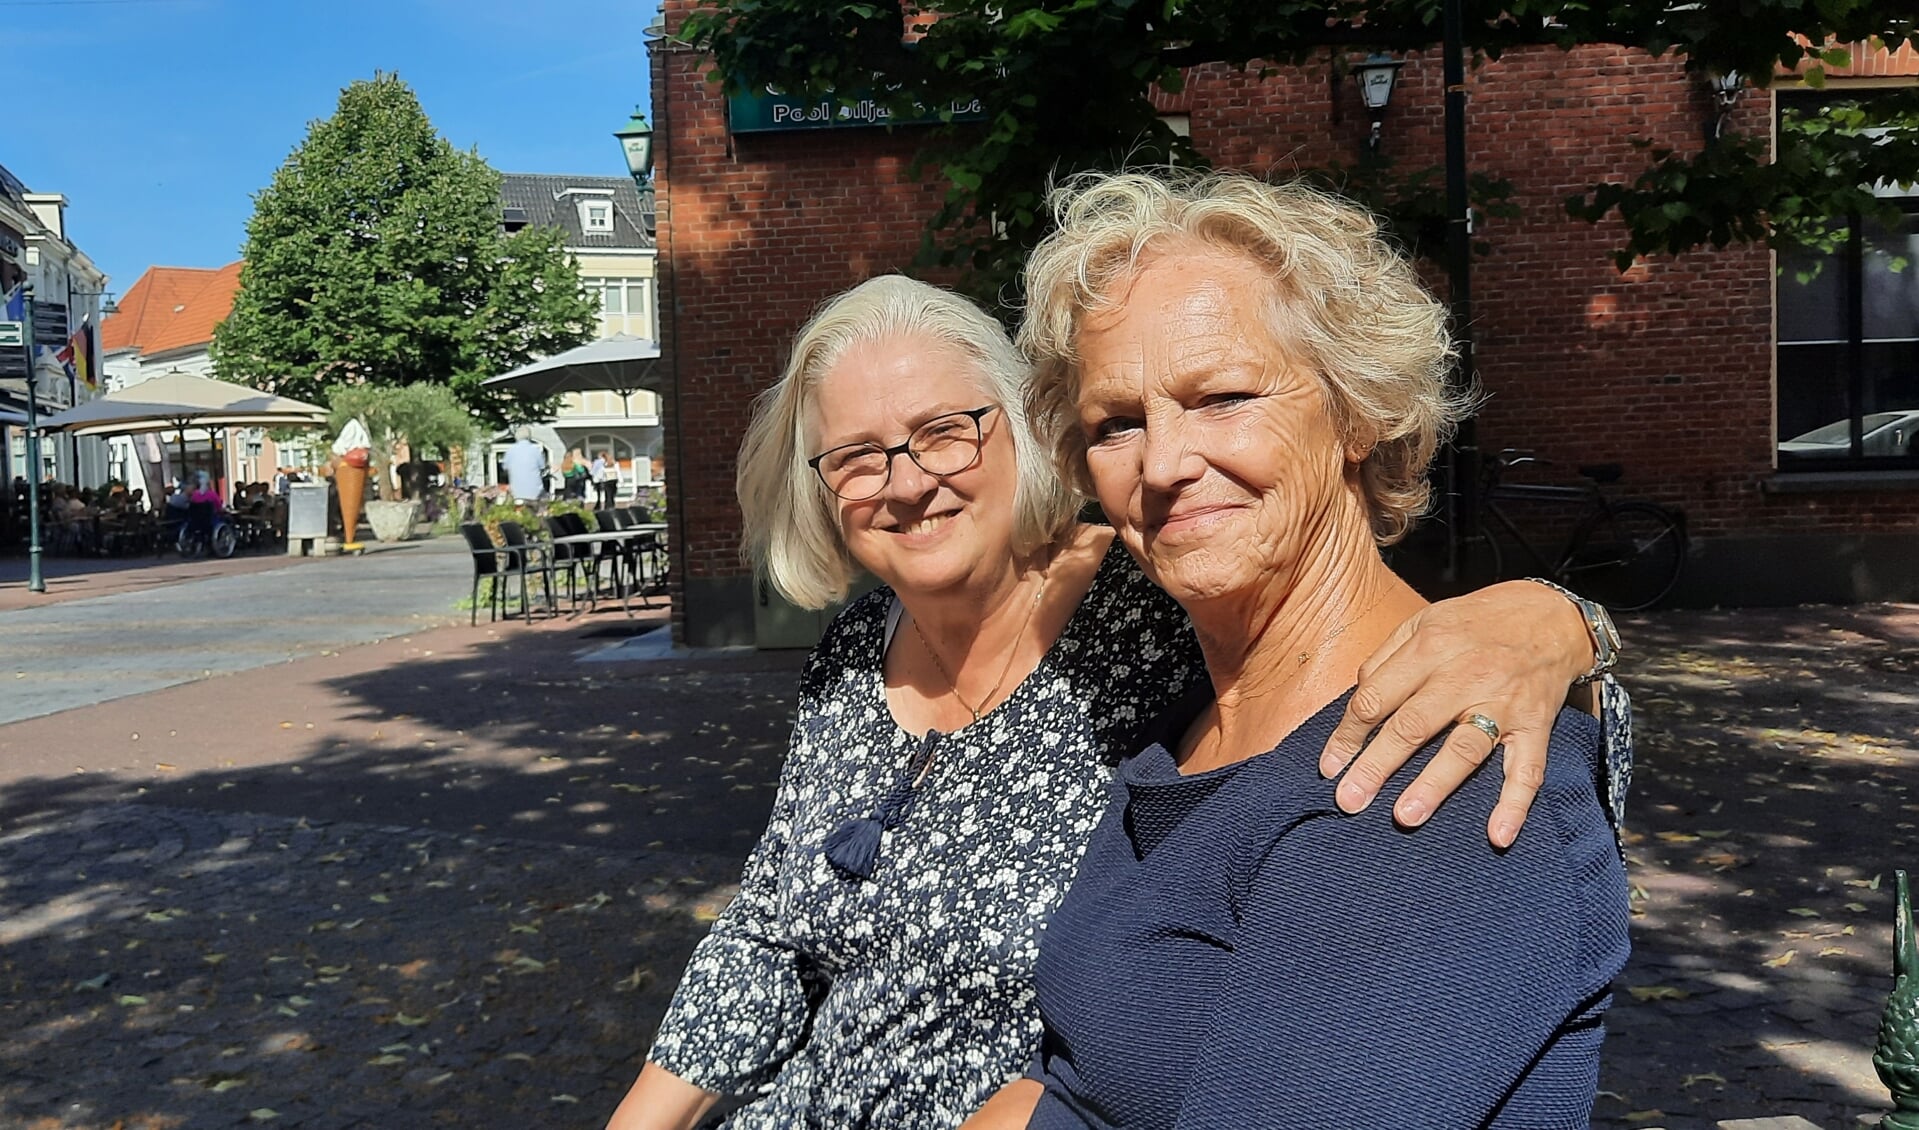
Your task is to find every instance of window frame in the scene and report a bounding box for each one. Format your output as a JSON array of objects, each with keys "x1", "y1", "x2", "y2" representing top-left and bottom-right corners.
[{"x1": 1774, "y1": 87, "x2": 1919, "y2": 472}]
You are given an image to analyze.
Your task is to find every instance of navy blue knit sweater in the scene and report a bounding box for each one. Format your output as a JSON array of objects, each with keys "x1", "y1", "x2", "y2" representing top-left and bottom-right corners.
[{"x1": 1027, "y1": 688, "x2": 1631, "y2": 1129}]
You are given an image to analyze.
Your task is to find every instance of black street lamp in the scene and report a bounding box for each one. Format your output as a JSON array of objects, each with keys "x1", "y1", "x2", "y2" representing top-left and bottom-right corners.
[{"x1": 614, "y1": 109, "x2": 655, "y2": 185}]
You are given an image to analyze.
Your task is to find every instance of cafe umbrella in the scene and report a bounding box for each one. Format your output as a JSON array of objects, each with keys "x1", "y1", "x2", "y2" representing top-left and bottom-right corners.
[
  {"x1": 480, "y1": 333, "x2": 664, "y2": 400},
  {"x1": 36, "y1": 370, "x2": 330, "y2": 483}
]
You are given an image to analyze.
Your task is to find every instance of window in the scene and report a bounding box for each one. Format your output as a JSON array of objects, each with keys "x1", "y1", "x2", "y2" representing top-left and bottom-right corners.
[
  {"x1": 1776, "y1": 91, "x2": 1919, "y2": 468},
  {"x1": 580, "y1": 275, "x2": 656, "y2": 338},
  {"x1": 580, "y1": 199, "x2": 614, "y2": 233}
]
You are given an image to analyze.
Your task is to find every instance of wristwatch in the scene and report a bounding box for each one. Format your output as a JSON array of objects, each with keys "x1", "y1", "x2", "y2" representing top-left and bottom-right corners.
[{"x1": 1525, "y1": 578, "x2": 1620, "y2": 684}]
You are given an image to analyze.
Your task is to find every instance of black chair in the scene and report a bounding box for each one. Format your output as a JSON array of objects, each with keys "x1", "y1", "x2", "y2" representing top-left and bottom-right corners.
[
  {"x1": 630, "y1": 531, "x2": 668, "y2": 607},
  {"x1": 498, "y1": 521, "x2": 555, "y2": 621},
  {"x1": 543, "y1": 514, "x2": 597, "y2": 611},
  {"x1": 460, "y1": 523, "x2": 510, "y2": 625}
]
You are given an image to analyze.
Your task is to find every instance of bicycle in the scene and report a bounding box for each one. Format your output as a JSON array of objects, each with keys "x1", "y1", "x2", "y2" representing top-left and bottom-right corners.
[{"x1": 1474, "y1": 449, "x2": 1687, "y2": 611}]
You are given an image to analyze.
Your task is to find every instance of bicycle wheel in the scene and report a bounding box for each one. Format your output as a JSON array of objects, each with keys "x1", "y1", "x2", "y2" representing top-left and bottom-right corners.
[{"x1": 1561, "y1": 502, "x2": 1685, "y2": 611}]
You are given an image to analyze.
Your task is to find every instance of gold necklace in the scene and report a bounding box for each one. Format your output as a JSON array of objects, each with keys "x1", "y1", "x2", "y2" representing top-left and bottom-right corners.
[{"x1": 910, "y1": 567, "x2": 1050, "y2": 727}]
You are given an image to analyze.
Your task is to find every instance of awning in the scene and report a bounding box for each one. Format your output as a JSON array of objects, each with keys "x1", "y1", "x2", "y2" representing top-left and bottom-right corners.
[{"x1": 36, "y1": 370, "x2": 330, "y2": 437}]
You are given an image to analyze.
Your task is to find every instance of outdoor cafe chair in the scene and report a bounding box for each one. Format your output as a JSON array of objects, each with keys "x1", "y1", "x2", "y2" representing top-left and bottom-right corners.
[
  {"x1": 543, "y1": 513, "x2": 597, "y2": 611},
  {"x1": 497, "y1": 521, "x2": 556, "y2": 622},
  {"x1": 460, "y1": 523, "x2": 512, "y2": 625}
]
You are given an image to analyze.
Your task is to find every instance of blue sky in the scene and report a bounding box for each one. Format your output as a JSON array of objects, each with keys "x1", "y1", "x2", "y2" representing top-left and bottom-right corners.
[{"x1": 4, "y1": 0, "x2": 661, "y2": 294}]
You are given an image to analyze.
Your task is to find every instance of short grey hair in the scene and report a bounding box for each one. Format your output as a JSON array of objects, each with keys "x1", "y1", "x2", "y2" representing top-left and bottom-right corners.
[
  {"x1": 737, "y1": 275, "x2": 1080, "y2": 609},
  {"x1": 1018, "y1": 170, "x2": 1471, "y2": 546}
]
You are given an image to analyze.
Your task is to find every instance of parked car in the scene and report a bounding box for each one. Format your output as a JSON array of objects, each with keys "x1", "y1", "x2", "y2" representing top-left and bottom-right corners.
[{"x1": 1779, "y1": 409, "x2": 1919, "y2": 458}]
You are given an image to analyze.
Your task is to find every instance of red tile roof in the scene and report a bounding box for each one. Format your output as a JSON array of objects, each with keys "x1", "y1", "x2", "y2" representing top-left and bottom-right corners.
[{"x1": 99, "y1": 262, "x2": 244, "y2": 357}]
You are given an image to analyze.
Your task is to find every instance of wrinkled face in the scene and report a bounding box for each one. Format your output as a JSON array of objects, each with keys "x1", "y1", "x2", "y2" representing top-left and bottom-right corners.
[
  {"x1": 1074, "y1": 245, "x2": 1361, "y2": 609},
  {"x1": 807, "y1": 332, "x2": 1020, "y2": 599}
]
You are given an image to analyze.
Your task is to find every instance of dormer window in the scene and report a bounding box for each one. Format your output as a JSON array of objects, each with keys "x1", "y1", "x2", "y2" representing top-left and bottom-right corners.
[{"x1": 581, "y1": 199, "x2": 614, "y2": 233}]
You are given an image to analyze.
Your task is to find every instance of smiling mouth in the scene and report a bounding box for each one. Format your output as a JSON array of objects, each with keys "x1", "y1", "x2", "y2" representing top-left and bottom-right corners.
[
  {"x1": 892, "y1": 511, "x2": 959, "y2": 536},
  {"x1": 1152, "y1": 505, "x2": 1238, "y2": 533}
]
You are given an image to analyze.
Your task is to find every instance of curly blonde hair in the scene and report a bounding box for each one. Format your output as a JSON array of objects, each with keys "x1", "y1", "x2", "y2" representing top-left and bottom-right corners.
[
  {"x1": 736, "y1": 275, "x2": 1081, "y2": 609},
  {"x1": 1018, "y1": 170, "x2": 1471, "y2": 545}
]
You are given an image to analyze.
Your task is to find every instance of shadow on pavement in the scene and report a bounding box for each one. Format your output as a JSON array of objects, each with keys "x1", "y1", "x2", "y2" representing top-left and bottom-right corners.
[
  {"x1": 0, "y1": 620, "x2": 809, "y2": 1129},
  {"x1": 1596, "y1": 603, "x2": 1919, "y2": 1129}
]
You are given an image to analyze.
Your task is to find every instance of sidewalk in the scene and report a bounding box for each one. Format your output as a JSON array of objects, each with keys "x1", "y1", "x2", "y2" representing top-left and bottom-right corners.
[{"x1": 0, "y1": 599, "x2": 1913, "y2": 1128}]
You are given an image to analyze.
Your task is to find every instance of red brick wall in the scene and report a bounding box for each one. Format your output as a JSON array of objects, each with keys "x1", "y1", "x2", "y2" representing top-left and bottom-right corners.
[{"x1": 654, "y1": 15, "x2": 1918, "y2": 639}]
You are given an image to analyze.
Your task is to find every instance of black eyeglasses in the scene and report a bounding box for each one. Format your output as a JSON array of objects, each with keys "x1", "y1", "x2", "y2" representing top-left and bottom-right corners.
[{"x1": 807, "y1": 405, "x2": 1000, "y2": 501}]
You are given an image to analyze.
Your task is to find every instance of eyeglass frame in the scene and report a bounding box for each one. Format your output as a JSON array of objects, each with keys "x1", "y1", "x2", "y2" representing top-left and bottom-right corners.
[{"x1": 806, "y1": 404, "x2": 1001, "y2": 501}]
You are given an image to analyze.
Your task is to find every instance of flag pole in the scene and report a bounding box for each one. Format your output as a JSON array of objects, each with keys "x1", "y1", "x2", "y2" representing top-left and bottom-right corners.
[{"x1": 22, "y1": 283, "x2": 44, "y2": 594}]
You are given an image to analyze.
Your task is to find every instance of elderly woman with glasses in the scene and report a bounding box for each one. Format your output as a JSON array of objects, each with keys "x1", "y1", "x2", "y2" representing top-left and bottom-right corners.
[
  {"x1": 966, "y1": 172, "x2": 1630, "y2": 1130},
  {"x1": 604, "y1": 274, "x2": 1630, "y2": 1130}
]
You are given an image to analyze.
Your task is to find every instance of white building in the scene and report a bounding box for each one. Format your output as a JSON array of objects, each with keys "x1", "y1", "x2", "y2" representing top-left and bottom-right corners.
[
  {"x1": 493, "y1": 173, "x2": 662, "y2": 499},
  {"x1": 0, "y1": 162, "x2": 112, "y2": 488}
]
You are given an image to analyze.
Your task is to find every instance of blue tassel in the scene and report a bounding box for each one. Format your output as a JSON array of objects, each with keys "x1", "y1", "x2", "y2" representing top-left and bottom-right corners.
[{"x1": 824, "y1": 816, "x2": 887, "y2": 880}]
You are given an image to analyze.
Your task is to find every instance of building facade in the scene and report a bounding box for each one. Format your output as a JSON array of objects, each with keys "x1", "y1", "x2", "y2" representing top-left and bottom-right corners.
[
  {"x1": 98, "y1": 262, "x2": 298, "y2": 496},
  {"x1": 490, "y1": 173, "x2": 664, "y2": 499},
  {"x1": 0, "y1": 162, "x2": 112, "y2": 490},
  {"x1": 648, "y1": 7, "x2": 1919, "y2": 648}
]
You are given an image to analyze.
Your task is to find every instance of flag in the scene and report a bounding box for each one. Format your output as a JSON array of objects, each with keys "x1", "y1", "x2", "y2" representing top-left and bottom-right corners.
[
  {"x1": 67, "y1": 324, "x2": 95, "y2": 390},
  {"x1": 2, "y1": 283, "x2": 21, "y2": 323}
]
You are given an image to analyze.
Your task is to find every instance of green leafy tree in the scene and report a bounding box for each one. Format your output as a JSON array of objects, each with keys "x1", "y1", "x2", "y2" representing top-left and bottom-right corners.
[
  {"x1": 213, "y1": 73, "x2": 597, "y2": 428},
  {"x1": 678, "y1": 2, "x2": 1919, "y2": 297}
]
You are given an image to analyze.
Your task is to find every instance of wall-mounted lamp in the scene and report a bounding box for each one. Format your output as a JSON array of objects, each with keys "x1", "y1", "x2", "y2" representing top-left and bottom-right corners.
[
  {"x1": 1353, "y1": 54, "x2": 1405, "y2": 152},
  {"x1": 1706, "y1": 70, "x2": 1744, "y2": 142}
]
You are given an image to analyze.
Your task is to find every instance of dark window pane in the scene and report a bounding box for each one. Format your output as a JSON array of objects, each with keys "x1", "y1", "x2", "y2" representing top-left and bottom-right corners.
[
  {"x1": 1779, "y1": 240, "x2": 1850, "y2": 343},
  {"x1": 1778, "y1": 343, "x2": 1852, "y2": 450},
  {"x1": 1863, "y1": 211, "x2": 1919, "y2": 342}
]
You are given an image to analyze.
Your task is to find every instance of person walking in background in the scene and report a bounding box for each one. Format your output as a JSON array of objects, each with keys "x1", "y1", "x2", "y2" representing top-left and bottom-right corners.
[
  {"x1": 502, "y1": 429, "x2": 548, "y2": 504},
  {"x1": 592, "y1": 449, "x2": 618, "y2": 510},
  {"x1": 563, "y1": 448, "x2": 591, "y2": 501}
]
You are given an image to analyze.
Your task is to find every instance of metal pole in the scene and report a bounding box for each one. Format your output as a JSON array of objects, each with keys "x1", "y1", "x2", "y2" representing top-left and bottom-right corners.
[
  {"x1": 1442, "y1": 0, "x2": 1478, "y2": 587},
  {"x1": 22, "y1": 284, "x2": 44, "y2": 593}
]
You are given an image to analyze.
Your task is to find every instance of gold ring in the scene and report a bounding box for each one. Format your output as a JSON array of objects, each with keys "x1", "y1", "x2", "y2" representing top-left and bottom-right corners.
[{"x1": 1461, "y1": 712, "x2": 1502, "y2": 744}]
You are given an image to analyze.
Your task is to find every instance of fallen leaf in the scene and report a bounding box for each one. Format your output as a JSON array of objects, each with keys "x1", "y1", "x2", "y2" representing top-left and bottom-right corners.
[
  {"x1": 75, "y1": 974, "x2": 110, "y2": 991},
  {"x1": 366, "y1": 1055, "x2": 407, "y2": 1066},
  {"x1": 249, "y1": 1109, "x2": 279, "y2": 1122},
  {"x1": 392, "y1": 1012, "x2": 431, "y2": 1027},
  {"x1": 1765, "y1": 949, "x2": 1798, "y2": 968},
  {"x1": 1628, "y1": 985, "x2": 1691, "y2": 1002},
  {"x1": 116, "y1": 994, "x2": 148, "y2": 1006},
  {"x1": 1820, "y1": 947, "x2": 1849, "y2": 957},
  {"x1": 1681, "y1": 1073, "x2": 1727, "y2": 1087},
  {"x1": 1786, "y1": 907, "x2": 1819, "y2": 917},
  {"x1": 210, "y1": 1079, "x2": 247, "y2": 1094},
  {"x1": 1847, "y1": 902, "x2": 1869, "y2": 912}
]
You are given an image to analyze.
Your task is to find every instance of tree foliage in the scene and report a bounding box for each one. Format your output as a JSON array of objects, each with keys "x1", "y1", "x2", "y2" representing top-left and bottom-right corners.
[
  {"x1": 213, "y1": 74, "x2": 597, "y2": 428},
  {"x1": 678, "y1": 1, "x2": 1919, "y2": 297},
  {"x1": 327, "y1": 382, "x2": 479, "y2": 473}
]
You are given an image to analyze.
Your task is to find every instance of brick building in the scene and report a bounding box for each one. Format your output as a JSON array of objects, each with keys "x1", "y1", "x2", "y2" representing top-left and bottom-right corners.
[{"x1": 646, "y1": 7, "x2": 1919, "y2": 648}]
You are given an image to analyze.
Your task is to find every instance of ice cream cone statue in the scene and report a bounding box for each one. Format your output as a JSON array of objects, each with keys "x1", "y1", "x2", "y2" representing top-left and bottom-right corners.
[{"x1": 331, "y1": 418, "x2": 373, "y2": 554}]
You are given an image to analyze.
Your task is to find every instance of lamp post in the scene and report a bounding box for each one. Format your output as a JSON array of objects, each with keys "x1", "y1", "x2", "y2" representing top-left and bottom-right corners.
[
  {"x1": 19, "y1": 283, "x2": 44, "y2": 593},
  {"x1": 614, "y1": 109, "x2": 655, "y2": 185},
  {"x1": 1353, "y1": 53, "x2": 1405, "y2": 152}
]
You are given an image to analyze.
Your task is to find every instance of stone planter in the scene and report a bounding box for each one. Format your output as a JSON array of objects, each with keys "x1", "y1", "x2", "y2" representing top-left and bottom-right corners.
[{"x1": 364, "y1": 499, "x2": 422, "y2": 543}]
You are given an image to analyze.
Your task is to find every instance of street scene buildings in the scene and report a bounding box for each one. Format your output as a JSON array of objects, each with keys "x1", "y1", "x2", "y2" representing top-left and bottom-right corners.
[{"x1": 1, "y1": 5, "x2": 1917, "y2": 1130}]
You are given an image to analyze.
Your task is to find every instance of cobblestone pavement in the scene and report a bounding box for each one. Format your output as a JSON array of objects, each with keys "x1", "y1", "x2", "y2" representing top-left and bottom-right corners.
[
  {"x1": 0, "y1": 803, "x2": 739, "y2": 1129},
  {"x1": 0, "y1": 595, "x2": 1914, "y2": 1128},
  {"x1": 1598, "y1": 603, "x2": 1919, "y2": 1130},
  {"x1": 0, "y1": 542, "x2": 468, "y2": 726}
]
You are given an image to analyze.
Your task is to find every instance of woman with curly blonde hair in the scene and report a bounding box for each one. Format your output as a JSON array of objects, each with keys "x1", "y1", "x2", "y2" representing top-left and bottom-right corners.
[{"x1": 970, "y1": 171, "x2": 1629, "y2": 1129}]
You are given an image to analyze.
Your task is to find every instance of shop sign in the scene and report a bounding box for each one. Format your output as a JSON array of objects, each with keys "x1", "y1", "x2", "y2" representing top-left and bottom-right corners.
[{"x1": 728, "y1": 85, "x2": 984, "y2": 134}]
